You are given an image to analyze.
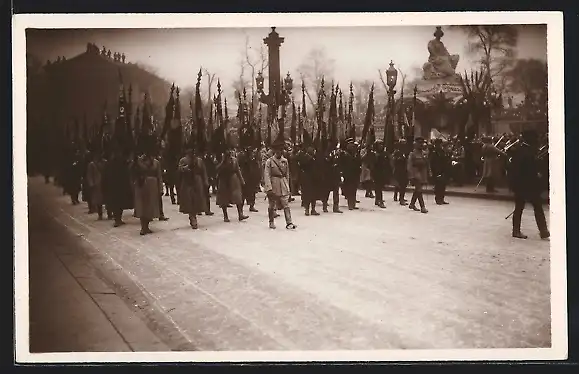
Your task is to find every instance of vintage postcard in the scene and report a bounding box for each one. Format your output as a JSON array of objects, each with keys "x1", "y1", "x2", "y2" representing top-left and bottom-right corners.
[{"x1": 13, "y1": 12, "x2": 567, "y2": 363}]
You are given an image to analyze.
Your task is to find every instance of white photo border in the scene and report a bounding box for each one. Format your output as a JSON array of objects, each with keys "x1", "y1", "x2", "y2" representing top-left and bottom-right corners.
[{"x1": 13, "y1": 11, "x2": 567, "y2": 363}]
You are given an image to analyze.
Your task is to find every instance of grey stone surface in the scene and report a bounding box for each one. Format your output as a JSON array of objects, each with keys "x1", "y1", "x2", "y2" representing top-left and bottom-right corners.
[{"x1": 28, "y1": 176, "x2": 551, "y2": 351}]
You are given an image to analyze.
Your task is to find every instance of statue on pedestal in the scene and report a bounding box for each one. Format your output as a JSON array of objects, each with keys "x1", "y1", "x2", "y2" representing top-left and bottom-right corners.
[{"x1": 422, "y1": 27, "x2": 460, "y2": 81}]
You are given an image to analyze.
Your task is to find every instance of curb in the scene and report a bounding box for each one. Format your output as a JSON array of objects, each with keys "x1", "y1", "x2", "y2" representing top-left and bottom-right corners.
[{"x1": 379, "y1": 186, "x2": 549, "y2": 204}]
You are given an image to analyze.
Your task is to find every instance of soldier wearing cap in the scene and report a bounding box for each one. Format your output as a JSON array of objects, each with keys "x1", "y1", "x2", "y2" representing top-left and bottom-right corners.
[
  {"x1": 86, "y1": 148, "x2": 107, "y2": 220},
  {"x1": 481, "y1": 136, "x2": 506, "y2": 193},
  {"x1": 103, "y1": 142, "x2": 134, "y2": 227},
  {"x1": 429, "y1": 138, "x2": 450, "y2": 205},
  {"x1": 407, "y1": 137, "x2": 429, "y2": 213},
  {"x1": 178, "y1": 139, "x2": 212, "y2": 230},
  {"x1": 216, "y1": 148, "x2": 249, "y2": 223},
  {"x1": 370, "y1": 139, "x2": 391, "y2": 209},
  {"x1": 263, "y1": 138, "x2": 297, "y2": 229},
  {"x1": 133, "y1": 135, "x2": 164, "y2": 235},
  {"x1": 341, "y1": 137, "x2": 362, "y2": 210},
  {"x1": 508, "y1": 129, "x2": 550, "y2": 239},
  {"x1": 392, "y1": 139, "x2": 409, "y2": 205}
]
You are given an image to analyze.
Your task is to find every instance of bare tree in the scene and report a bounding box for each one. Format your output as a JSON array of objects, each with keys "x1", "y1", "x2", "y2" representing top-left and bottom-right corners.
[
  {"x1": 297, "y1": 47, "x2": 335, "y2": 111},
  {"x1": 451, "y1": 25, "x2": 519, "y2": 91}
]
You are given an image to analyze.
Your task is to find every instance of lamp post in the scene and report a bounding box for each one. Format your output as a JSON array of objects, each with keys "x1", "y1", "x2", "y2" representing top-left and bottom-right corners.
[
  {"x1": 255, "y1": 27, "x2": 294, "y2": 143},
  {"x1": 385, "y1": 61, "x2": 398, "y2": 151}
]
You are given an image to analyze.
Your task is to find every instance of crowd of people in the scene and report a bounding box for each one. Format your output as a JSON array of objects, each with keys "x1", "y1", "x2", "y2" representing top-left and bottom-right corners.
[{"x1": 45, "y1": 126, "x2": 549, "y2": 239}]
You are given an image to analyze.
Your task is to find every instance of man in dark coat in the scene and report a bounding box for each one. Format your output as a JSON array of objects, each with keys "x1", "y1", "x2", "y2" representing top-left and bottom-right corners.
[
  {"x1": 322, "y1": 146, "x2": 344, "y2": 214},
  {"x1": 238, "y1": 146, "x2": 261, "y2": 213},
  {"x1": 370, "y1": 140, "x2": 391, "y2": 209},
  {"x1": 103, "y1": 144, "x2": 134, "y2": 227},
  {"x1": 508, "y1": 130, "x2": 550, "y2": 239},
  {"x1": 341, "y1": 138, "x2": 361, "y2": 210},
  {"x1": 298, "y1": 144, "x2": 319, "y2": 216},
  {"x1": 429, "y1": 138, "x2": 451, "y2": 205},
  {"x1": 392, "y1": 139, "x2": 409, "y2": 206},
  {"x1": 63, "y1": 146, "x2": 83, "y2": 205}
]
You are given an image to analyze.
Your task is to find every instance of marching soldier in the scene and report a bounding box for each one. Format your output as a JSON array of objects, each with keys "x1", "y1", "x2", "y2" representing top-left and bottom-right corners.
[
  {"x1": 288, "y1": 145, "x2": 301, "y2": 198},
  {"x1": 360, "y1": 143, "x2": 374, "y2": 198},
  {"x1": 63, "y1": 145, "x2": 83, "y2": 205},
  {"x1": 429, "y1": 138, "x2": 450, "y2": 205},
  {"x1": 481, "y1": 136, "x2": 506, "y2": 193},
  {"x1": 392, "y1": 139, "x2": 409, "y2": 206},
  {"x1": 216, "y1": 149, "x2": 249, "y2": 222},
  {"x1": 322, "y1": 146, "x2": 344, "y2": 213},
  {"x1": 298, "y1": 143, "x2": 319, "y2": 216},
  {"x1": 508, "y1": 130, "x2": 550, "y2": 239},
  {"x1": 86, "y1": 149, "x2": 107, "y2": 220},
  {"x1": 407, "y1": 137, "x2": 429, "y2": 213},
  {"x1": 178, "y1": 141, "x2": 211, "y2": 229},
  {"x1": 370, "y1": 140, "x2": 391, "y2": 209},
  {"x1": 132, "y1": 136, "x2": 164, "y2": 235},
  {"x1": 103, "y1": 143, "x2": 134, "y2": 227},
  {"x1": 264, "y1": 138, "x2": 297, "y2": 229},
  {"x1": 238, "y1": 146, "x2": 261, "y2": 213},
  {"x1": 341, "y1": 138, "x2": 361, "y2": 210}
]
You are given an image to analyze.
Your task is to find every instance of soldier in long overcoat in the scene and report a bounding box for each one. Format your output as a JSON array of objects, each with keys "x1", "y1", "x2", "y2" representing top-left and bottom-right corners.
[
  {"x1": 86, "y1": 150, "x2": 107, "y2": 220},
  {"x1": 238, "y1": 147, "x2": 261, "y2": 213},
  {"x1": 63, "y1": 146, "x2": 83, "y2": 205},
  {"x1": 297, "y1": 144, "x2": 319, "y2": 216},
  {"x1": 103, "y1": 144, "x2": 134, "y2": 227},
  {"x1": 481, "y1": 136, "x2": 506, "y2": 192},
  {"x1": 133, "y1": 139, "x2": 163, "y2": 235},
  {"x1": 341, "y1": 138, "x2": 362, "y2": 210},
  {"x1": 359, "y1": 144, "x2": 374, "y2": 198},
  {"x1": 216, "y1": 149, "x2": 248, "y2": 222},
  {"x1": 370, "y1": 140, "x2": 391, "y2": 209},
  {"x1": 509, "y1": 130, "x2": 549, "y2": 239},
  {"x1": 407, "y1": 137, "x2": 430, "y2": 213},
  {"x1": 392, "y1": 139, "x2": 409, "y2": 205},
  {"x1": 178, "y1": 144, "x2": 211, "y2": 229}
]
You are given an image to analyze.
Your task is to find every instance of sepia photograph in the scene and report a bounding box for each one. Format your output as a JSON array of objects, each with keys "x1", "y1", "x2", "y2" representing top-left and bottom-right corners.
[{"x1": 13, "y1": 12, "x2": 566, "y2": 362}]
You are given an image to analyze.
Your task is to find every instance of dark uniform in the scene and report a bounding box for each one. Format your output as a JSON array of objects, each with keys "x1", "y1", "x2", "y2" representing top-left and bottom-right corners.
[
  {"x1": 63, "y1": 148, "x2": 83, "y2": 205},
  {"x1": 297, "y1": 146, "x2": 320, "y2": 215},
  {"x1": 103, "y1": 147, "x2": 134, "y2": 227},
  {"x1": 322, "y1": 148, "x2": 344, "y2": 213},
  {"x1": 429, "y1": 139, "x2": 450, "y2": 205},
  {"x1": 508, "y1": 131, "x2": 550, "y2": 239},
  {"x1": 370, "y1": 140, "x2": 391, "y2": 208},
  {"x1": 238, "y1": 147, "x2": 261, "y2": 212},
  {"x1": 341, "y1": 139, "x2": 361, "y2": 210},
  {"x1": 392, "y1": 141, "x2": 409, "y2": 205}
]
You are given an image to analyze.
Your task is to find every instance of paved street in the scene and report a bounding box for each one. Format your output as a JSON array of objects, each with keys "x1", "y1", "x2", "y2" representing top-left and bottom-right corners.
[{"x1": 26, "y1": 176, "x2": 551, "y2": 351}]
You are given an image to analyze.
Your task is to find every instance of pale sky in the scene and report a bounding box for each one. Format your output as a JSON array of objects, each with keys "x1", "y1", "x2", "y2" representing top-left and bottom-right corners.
[{"x1": 27, "y1": 25, "x2": 547, "y2": 97}]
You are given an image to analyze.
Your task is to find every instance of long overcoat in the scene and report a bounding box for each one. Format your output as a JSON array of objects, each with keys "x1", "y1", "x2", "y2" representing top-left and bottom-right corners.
[
  {"x1": 178, "y1": 155, "x2": 209, "y2": 215},
  {"x1": 359, "y1": 147, "x2": 373, "y2": 184},
  {"x1": 86, "y1": 159, "x2": 106, "y2": 206},
  {"x1": 407, "y1": 150, "x2": 429, "y2": 185},
  {"x1": 297, "y1": 151, "x2": 318, "y2": 206},
  {"x1": 238, "y1": 150, "x2": 261, "y2": 197},
  {"x1": 133, "y1": 156, "x2": 162, "y2": 220},
  {"x1": 103, "y1": 155, "x2": 134, "y2": 210},
  {"x1": 216, "y1": 157, "x2": 245, "y2": 206},
  {"x1": 482, "y1": 143, "x2": 503, "y2": 180}
]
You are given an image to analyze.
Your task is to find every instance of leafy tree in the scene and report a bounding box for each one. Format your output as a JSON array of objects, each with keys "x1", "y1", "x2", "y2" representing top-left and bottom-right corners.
[{"x1": 505, "y1": 58, "x2": 547, "y2": 111}]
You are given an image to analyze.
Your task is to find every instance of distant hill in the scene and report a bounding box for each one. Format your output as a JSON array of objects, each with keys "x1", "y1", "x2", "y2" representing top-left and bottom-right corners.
[{"x1": 27, "y1": 46, "x2": 176, "y2": 137}]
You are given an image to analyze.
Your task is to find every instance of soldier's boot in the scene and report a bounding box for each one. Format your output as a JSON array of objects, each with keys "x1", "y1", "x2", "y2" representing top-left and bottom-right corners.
[
  {"x1": 96, "y1": 205, "x2": 103, "y2": 220},
  {"x1": 418, "y1": 194, "x2": 428, "y2": 214},
  {"x1": 409, "y1": 192, "x2": 420, "y2": 211},
  {"x1": 222, "y1": 207, "x2": 230, "y2": 222},
  {"x1": 310, "y1": 202, "x2": 321, "y2": 216},
  {"x1": 237, "y1": 204, "x2": 249, "y2": 221},
  {"x1": 268, "y1": 208, "x2": 276, "y2": 229},
  {"x1": 249, "y1": 199, "x2": 259, "y2": 212},
  {"x1": 304, "y1": 202, "x2": 311, "y2": 216},
  {"x1": 399, "y1": 189, "x2": 408, "y2": 205},
  {"x1": 322, "y1": 202, "x2": 329, "y2": 213},
  {"x1": 512, "y1": 210, "x2": 527, "y2": 239},
  {"x1": 393, "y1": 189, "x2": 398, "y2": 201},
  {"x1": 274, "y1": 210, "x2": 280, "y2": 218},
  {"x1": 189, "y1": 214, "x2": 198, "y2": 229},
  {"x1": 333, "y1": 202, "x2": 343, "y2": 213},
  {"x1": 284, "y1": 208, "x2": 297, "y2": 230},
  {"x1": 170, "y1": 191, "x2": 176, "y2": 205},
  {"x1": 165, "y1": 186, "x2": 170, "y2": 196},
  {"x1": 534, "y1": 205, "x2": 550, "y2": 239}
]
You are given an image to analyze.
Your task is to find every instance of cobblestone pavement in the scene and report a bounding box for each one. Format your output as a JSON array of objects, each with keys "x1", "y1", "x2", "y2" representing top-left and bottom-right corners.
[{"x1": 27, "y1": 177, "x2": 552, "y2": 351}]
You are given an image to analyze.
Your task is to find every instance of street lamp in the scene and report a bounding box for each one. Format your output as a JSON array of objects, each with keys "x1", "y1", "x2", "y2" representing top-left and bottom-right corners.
[{"x1": 386, "y1": 61, "x2": 398, "y2": 91}]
